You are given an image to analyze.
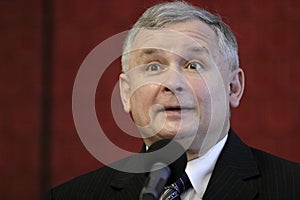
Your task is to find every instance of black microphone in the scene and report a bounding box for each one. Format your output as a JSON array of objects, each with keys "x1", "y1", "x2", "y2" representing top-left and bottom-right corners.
[{"x1": 140, "y1": 139, "x2": 187, "y2": 200}]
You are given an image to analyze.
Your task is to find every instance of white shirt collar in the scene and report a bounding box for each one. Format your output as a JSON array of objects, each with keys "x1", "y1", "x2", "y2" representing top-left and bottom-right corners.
[{"x1": 183, "y1": 134, "x2": 228, "y2": 199}]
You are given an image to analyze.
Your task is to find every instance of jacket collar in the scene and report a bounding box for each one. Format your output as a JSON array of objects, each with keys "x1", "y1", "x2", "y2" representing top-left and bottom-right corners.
[
  {"x1": 109, "y1": 145, "x2": 147, "y2": 190},
  {"x1": 203, "y1": 129, "x2": 260, "y2": 199}
]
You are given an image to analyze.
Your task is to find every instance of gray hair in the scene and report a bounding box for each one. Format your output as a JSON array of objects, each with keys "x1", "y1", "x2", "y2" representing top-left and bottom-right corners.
[{"x1": 121, "y1": 1, "x2": 239, "y2": 72}]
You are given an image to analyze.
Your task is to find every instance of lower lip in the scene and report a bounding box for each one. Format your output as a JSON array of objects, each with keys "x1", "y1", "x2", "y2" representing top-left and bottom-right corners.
[{"x1": 163, "y1": 109, "x2": 192, "y2": 117}]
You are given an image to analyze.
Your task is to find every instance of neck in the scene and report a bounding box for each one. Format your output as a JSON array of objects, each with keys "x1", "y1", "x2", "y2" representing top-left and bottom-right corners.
[{"x1": 186, "y1": 150, "x2": 200, "y2": 161}]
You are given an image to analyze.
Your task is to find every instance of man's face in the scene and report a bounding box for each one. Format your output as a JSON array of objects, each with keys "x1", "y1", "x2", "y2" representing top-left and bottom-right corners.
[{"x1": 120, "y1": 20, "x2": 244, "y2": 156}]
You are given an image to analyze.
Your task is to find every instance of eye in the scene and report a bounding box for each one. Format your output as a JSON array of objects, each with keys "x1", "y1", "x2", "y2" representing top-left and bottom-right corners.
[
  {"x1": 186, "y1": 61, "x2": 203, "y2": 70},
  {"x1": 146, "y1": 63, "x2": 161, "y2": 72}
]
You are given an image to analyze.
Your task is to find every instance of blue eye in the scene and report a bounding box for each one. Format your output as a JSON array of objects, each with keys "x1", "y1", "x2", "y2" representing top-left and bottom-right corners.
[
  {"x1": 147, "y1": 63, "x2": 161, "y2": 71},
  {"x1": 187, "y1": 62, "x2": 203, "y2": 70}
]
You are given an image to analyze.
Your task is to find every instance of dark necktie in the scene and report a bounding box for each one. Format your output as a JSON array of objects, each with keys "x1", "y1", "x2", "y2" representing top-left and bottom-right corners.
[{"x1": 160, "y1": 172, "x2": 192, "y2": 200}]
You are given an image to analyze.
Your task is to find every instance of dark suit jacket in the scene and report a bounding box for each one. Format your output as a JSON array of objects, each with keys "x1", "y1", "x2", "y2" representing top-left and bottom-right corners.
[{"x1": 47, "y1": 129, "x2": 300, "y2": 199}]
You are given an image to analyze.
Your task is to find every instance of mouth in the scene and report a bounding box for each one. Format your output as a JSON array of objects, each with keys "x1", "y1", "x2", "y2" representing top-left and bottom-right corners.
[{"x1": 158, "y1": 106, "x2": 193, "y2": 113}]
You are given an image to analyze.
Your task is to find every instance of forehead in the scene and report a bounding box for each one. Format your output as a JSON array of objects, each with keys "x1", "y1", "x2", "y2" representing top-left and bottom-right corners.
[{"x1": 131, "y1": 19, "x2": 218, "y2": 56}]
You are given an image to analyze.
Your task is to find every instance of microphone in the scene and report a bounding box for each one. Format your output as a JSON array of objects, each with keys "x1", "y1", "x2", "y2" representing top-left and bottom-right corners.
[{"x1": 140, "y1": 139, "x2": 187, "y2": 200}]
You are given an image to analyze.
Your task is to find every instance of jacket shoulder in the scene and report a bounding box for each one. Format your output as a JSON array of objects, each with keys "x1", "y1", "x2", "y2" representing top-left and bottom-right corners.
[
  {"x1": 251, "y1": 148, "x2": 300, "y2": 198},
  {"x1": 47, "y1": 157, "x2": 146, "y2": 200},
  {"x1": 251, "y1": 147, "x2": 300, "y2": 173},
  {"x1": 47, "y1": 165, "x2": 117, "y2": 199}
]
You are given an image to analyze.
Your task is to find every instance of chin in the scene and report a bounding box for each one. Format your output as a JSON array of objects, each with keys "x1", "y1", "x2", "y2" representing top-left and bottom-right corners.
[{"x1": 156, "y1": 130, "x2": 177, "y2": 140}]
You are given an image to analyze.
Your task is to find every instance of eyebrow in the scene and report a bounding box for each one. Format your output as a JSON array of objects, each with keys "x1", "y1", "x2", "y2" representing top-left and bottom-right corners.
[
  {"x1": 137, "y1": 46, "x2": 208, "y2": 60},
  {"x1": 140, "y1": 48, "x2": 161, "y2": 55},
  {"x1": 187, "y1": 46, "x2": 208, "y2": 54}
]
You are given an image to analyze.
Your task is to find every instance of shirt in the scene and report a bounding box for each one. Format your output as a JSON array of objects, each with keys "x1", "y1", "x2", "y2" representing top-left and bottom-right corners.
[{"x1": 181, "y1": 135, "x2": 228, "y2": 200}]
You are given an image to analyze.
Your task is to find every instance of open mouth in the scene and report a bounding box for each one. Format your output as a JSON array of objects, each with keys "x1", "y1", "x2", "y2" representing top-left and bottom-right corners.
[
  {"x1": 165, "y1": 107, "x2": 182, "y2": 111},
  {"x1": 158, "y1": 106, "x2": 192, "y2": 112}
]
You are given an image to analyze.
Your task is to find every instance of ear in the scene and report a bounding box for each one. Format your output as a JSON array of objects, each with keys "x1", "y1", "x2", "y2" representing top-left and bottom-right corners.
[
  {"x1": 229, "y1": 68, "x2": 245, "y2": 108},
  {"x1": 119, "y1": 73, "x2": 131, "y2": 112}
]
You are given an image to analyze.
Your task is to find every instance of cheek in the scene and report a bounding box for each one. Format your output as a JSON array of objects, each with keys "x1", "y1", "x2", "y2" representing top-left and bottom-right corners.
[
  {"x1": 187, "y1": 76, "x2": 213, "y2": 126},
  {"x1": 129, "y1": 85, "x2": 159, "y2": 125},
  {"x1": 188, "y1": 78, "x2": 210, "y2": 106}
]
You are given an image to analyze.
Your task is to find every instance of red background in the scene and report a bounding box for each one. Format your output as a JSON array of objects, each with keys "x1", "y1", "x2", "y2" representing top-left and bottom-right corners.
[{"x1": 1, "y1": 0, "x2": 299, "y2": 199}]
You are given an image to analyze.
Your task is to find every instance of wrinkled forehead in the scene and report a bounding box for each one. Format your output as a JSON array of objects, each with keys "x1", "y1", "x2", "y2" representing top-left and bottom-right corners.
[{"x1": 130, "y1": 20, "x2": 217, "y2": 58}]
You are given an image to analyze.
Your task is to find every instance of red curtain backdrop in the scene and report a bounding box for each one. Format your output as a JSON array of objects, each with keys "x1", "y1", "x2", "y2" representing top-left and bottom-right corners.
[{"x1": 1, "y1": 0, "x2": 299, "y2": 199}]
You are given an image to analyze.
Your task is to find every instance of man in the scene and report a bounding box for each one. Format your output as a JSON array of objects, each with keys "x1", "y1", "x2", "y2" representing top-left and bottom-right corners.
[{"x1": 47, "y1": 1, "x2": 300, "y2": 199}]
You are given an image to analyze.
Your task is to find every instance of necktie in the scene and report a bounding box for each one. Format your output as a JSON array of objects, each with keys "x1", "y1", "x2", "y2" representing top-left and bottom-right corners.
[{"x1": 160, "y1": 172, "x2": 192, "y2": 200}]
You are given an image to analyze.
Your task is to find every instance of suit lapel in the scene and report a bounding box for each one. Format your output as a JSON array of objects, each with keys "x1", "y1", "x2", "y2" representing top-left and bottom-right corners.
[
  {"x1": 108, "y1": 157, "x2": 146, "y2": 200},
  {"x1": 109, "y1": 146, "x2": 147, "y2": 195},
  {"x1": 203, "y1": 129, "x2": 260, "y2": 200}
]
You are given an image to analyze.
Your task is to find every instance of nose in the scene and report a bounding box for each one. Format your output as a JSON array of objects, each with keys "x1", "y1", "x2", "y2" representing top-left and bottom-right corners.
[{"x1": 162, "y1": 68, "x2": 186, "y2": 94}]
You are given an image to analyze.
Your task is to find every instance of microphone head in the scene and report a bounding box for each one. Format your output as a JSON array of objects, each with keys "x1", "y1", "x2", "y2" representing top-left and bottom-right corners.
[{"x1": 145, "y1": 139, "x2": 187, "y2": 184}]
